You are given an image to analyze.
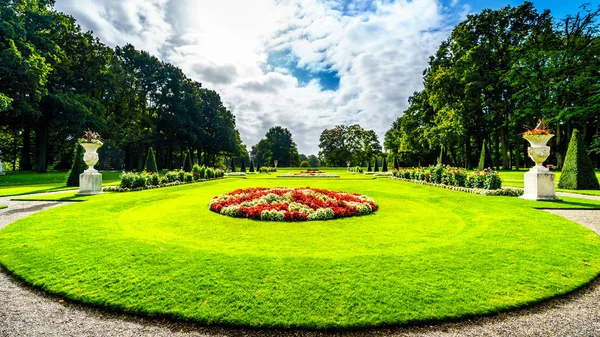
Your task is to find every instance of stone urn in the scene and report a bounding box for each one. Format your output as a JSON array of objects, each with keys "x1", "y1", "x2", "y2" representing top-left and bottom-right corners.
[
  {"x1": 521, "y1": 134, "x2": 560, "y2": 201},
  {"x1": 81, "y1": 142, "x2": 102, "y2": 173},
  {"x1": 78, "y1": 142, "x2": 103, "y2": 195},
  {"x1": 523, "y1": 134, "x2": 553, "y2": 168}
]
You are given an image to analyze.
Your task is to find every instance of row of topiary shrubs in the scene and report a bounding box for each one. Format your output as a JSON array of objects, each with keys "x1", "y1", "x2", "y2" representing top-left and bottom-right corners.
[
  {"x1": 112, "y1": 164, "x2": 224, "y2": 191},
  {"x1": 393, "y1": 165, "x2": 503, "y2": 190}
]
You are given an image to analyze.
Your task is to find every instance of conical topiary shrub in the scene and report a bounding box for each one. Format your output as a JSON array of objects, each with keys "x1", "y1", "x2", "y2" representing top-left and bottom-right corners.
[
  {"x1": 374, "y1": 158, "x2": 379, "y2": 172},
  {"x1": 478, "y1": 142, "x2": 486, "y2": 171},
  {"x1": 382, "y1": 157, "x2": 388, "y2": 172},
  {"x1": 145, "y1": 147, "x2": 158, "y2": 173},
  {"x1": 240, "y1": 159, "x2": 246, "y2": 172},
  {"x1": 558, "y1": 129, "x2": 600, "y2": 190},
  {"x1": 249, "y1": 159, "x2": 254, "y2": 172},
  {"x1": 65, "y1": 144, "x2": 86, "y2": 187},
  {"x1": 230, "y1": 158, "x2": 236, "y2": 172},
  {"x1": 367, "y1": 159, "x2": 372, "y2": 172},
  {"x1": 184, "y1": 151, "x2": 193, "y2": 172}
]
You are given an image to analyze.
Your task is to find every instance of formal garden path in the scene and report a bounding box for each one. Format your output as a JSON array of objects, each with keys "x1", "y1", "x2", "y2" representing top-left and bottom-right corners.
[{"x1": 1, "y1": 191, "x2": 599, "y2": 336}]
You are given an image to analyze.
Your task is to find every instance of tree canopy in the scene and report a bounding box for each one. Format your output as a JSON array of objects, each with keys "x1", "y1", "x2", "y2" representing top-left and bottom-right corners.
[
  {"x1": 0, "y1": 0, "x2": 244, "y2": 171},
  {"x1": 385, "y1": 2, "x2": 600, "y2": 169},
  {"x1": 251, "y1": 126, "x2": 299, "y2": 167},
  {"x1": 318, "y1": 124, "x2": 382, "y2": 167}
]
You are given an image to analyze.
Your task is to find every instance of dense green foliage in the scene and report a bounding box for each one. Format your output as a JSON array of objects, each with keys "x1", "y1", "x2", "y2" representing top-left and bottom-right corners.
[
  {"x1": 0, "y1": 0, "x2": 245, "y2": 173},
  {"x1": 0, "y1": 175, "x2": 599, "y2": 328},
  {"x1": 144, "y1": 147, "x2": 158, "y2": 173},
  {"x1": 318, "y1": 125, "x2": 381, "y2": 167},
  {"x1": 252, "y1": 126, "x2": 299, "y2": 167},
  {"x1": 300, "y1": 160, "x2": 310, "y2": 168},
  {"x1": 558, "y1": 130, "x2": 600, "y2": 190},
  {"x1": 249, "y1": 159, "x2": 254, "y2": 172},
  {"x1": 385, "y1": 2, "x2": 600, "y2": 170},
  {"x1": 65, "y1": 144, "x2": 85, "y2": 187}
]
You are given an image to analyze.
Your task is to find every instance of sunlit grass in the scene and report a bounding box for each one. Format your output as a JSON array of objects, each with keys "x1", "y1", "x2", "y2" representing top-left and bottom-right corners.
[{"x1": 0, "y1": 177, "x2": 599, "y2": 328}]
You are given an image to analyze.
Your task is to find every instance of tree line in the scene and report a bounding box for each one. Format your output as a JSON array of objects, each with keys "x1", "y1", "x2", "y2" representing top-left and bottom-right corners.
[
  {"x1": 0, "y1": 0, "x2": 245, "y2": 172},
  {"x1": 385, "y1": 2, "x2": 600, "y2": 169}
]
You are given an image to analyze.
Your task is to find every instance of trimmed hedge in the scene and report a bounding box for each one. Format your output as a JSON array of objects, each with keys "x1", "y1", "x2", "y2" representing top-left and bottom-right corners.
[
  {"x1": 65, "y1": 144, "x2": 86, "y2": 187},
  {"x1": 394, "y1": 165, "x2": 502, "y2": 190},
  {"x1": 558, "y1": 129, "x2": 600, "y2": 190},
  {"x1": 478, "y1": 142, "x2": 486, "y2": 171},
  {"x1": 391, "y1": 177, "x2": 523, "y2": 196},
  {"x1": 112, "y1": 167, "x2": 224, "y2": 192},
  {"x1": 145, "y1": 147, "x2": 158, "y2": 173}
]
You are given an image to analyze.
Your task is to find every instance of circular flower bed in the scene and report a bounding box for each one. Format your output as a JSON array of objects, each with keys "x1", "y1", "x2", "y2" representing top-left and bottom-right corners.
[{"x1": 209, "y1": 187, "x2": 377, "y2": 221}]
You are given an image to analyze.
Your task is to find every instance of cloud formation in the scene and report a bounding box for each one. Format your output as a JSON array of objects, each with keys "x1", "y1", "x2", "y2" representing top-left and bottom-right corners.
[{"x1": 55, "y1": 0, "x2": 464, "y2": 154}]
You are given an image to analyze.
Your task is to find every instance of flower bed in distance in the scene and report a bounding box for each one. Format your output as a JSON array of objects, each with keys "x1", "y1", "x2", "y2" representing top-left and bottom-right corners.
[
  {"x1": 209, "y1": 187, "x2": 377, "y2": 221},
  {"x1": 277, "y1": 170, "x2": 340, "y2": 178}
]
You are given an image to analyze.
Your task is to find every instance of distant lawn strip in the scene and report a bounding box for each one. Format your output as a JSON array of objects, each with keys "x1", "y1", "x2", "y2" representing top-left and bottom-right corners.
[
  {"x1": 1, "y1": 178, "x2": 599, "y2": 329},
  {"x1": 0, "y1": 171, "x2": 122, "y2": 187},
  {"x1": 11, "y1": 192, "x2": 91, "y2": 202},
  {"x1": 0, "y1": 205, "x2": 6, "y2": 209},
  {"x1": 0, "y1": 178, "x2": 120, "y2": 197}
]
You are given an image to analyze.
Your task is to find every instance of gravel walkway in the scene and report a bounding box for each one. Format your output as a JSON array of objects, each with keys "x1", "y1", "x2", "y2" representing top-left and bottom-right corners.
[{"x1": 1, "y1": 193, "x2": 599, "y2": 336}]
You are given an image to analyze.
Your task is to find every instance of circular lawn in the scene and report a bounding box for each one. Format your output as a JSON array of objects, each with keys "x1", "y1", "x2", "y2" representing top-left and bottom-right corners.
[{"x1": 0, "y1": 178, "x2": 599, "y2": 329}]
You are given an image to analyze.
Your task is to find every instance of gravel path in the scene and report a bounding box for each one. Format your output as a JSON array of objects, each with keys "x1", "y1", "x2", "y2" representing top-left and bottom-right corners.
[{"x1": 1, "y1": 193, "x2": 599, "y2": 336}]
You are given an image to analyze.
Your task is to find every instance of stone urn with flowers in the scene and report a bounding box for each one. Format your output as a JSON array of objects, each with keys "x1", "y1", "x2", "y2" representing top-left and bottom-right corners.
[
  {"x1": 520, "y1": 119, "x2": 560, "y2": 201},
  {"x1": 77, "y1": 129, "x2": 104, "y2": 195}
]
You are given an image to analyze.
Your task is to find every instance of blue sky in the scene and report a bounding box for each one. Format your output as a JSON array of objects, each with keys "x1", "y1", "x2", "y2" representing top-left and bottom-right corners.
[
  {"x1": 462, "y1": 0, "x2": 590, "y2": 19},
  {"x1": 54, "y1": 0, "x2": 597, "y2": 154}
]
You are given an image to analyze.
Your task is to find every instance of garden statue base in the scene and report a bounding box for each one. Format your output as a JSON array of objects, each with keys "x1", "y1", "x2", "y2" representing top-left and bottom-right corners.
[
  {"x1": 78, "y1": 172, "x2": 103, "y2": 195},
  {"x1": 520, "y1": 166, "x2": 560, "y2": 201}
]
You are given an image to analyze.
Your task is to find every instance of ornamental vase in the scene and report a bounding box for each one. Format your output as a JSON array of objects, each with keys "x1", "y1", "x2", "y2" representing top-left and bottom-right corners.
[
  {"x1": 523, "y1": 134, "x2": 553, "y2": 168},
  {"x1": 523, "y1": 134, "x2": 553, "y2": 148},
  {"x1": 80, "y1": 142, "x2": 103, "y2": 173}
]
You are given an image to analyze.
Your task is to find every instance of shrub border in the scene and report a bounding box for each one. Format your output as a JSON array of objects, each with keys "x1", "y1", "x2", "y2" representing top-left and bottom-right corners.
[
  {"x1": 390, "y1": 177, "x2": 524, "y2": 196},
  {"x1": 103, "y1": 178, "x2": 224, "y2": 193}
]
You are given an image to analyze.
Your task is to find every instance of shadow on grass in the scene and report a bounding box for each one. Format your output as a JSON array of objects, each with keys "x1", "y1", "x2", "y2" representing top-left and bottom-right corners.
[
  {"x1": 10, "y1": 195, "x2": 86, "y2": 202},
  {"x1": 0, "y1": 186, "x2": 77, "y2": 197},
  {"x1": 533, "y1": 200, "x2": 600, "y2": 210}
]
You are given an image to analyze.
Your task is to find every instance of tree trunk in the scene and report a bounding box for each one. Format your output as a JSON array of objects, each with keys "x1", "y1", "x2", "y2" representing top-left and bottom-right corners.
[
  {"x1": 21, "y1": 126, "x2": 32, "y2": 170},
  {"x1": 465, "y1": 139, "x2": 472, "y2": 169},
  {"x1": 35, "y1": 123, "x2": 48, "y2": 172},
  {"x1": 500, "y1": 127, "x2": 509, "y2": 170}
]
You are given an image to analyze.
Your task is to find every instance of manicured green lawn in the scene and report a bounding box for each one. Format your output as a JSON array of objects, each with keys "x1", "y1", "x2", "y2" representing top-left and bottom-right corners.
[
  {"x1": 1, "y1": 176, "x2": 599, "y2": 328},
  {"x1": 0, "y1": 205, "x2": 6, "y2": 209},
  {"x1": 0, "y1": 171, "x2": 121, "y2": 197}
]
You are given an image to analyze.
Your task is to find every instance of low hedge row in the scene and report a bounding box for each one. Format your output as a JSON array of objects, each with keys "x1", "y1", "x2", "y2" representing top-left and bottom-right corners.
[
  {"x1": 109, "y1": 165, "x2": 224, "y2": 192},
  {"x1": 391, "y1": 177, "x2": 523, "y2": 196},
  {"x1": 394, "y1": 165, "x2": 502, "y2": 190}
]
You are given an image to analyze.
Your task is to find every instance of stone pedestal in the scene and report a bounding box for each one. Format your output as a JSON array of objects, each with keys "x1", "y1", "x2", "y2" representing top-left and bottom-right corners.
[
  {"x1": 78, "y1": 172, "x2": 103, "y2": 195},
  {"x1": 520, "y1": 166, "x2": 560, "y2": 201}
]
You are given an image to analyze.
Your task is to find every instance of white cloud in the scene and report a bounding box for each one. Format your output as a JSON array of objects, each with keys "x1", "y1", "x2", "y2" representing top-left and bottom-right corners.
[{"x1": 55, "y1": 0, "x2": 459, "y2": 155}]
